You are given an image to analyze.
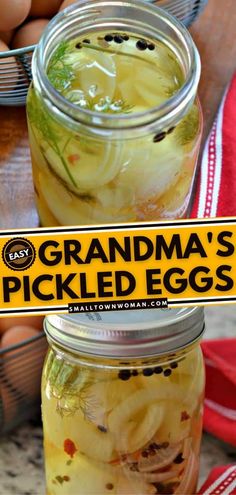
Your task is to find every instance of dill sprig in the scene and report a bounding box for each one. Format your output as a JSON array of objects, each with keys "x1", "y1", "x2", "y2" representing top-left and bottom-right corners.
[
  {"x1": 27, "y1": 88, "x2": 77, "y2": 188},
  {"x1": 47, "y1": 40, "x2": 136, "y2": 115},
  {"x1": 47, "y1": 41, "x2": 75, "y2": 93},
  {"x1": 47, "y1": 37, "x2": 153, "y2": 96},
  {"x1": 176, "y1": 104, "x2": 200, "y2": 146}
]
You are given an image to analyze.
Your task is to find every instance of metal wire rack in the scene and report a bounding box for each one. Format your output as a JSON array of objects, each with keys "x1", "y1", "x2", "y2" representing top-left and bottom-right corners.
[
  {"x1": 0, "y1": 332, "x2": 48, "y2": 434},
  {"x1": 153, "y1": 0, "x2": 208, "y2": 26},
  {"x1": 0, "y1": 0, "x2": 207, "y2": 106},
  {"x1": 0, "y1": 45, "x2": 34, "y2": 106},
  {"x1": 0, "y1": 46, "x2": 35, "y2": 106}
]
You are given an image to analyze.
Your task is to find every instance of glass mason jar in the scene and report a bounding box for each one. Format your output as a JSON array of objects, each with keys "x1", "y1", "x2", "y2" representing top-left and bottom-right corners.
[
  {"x1": 27, "y1": 0, "x2": 202, "y2": 227},
  {"x1": 42, "y1": 307, "x2": 205, "y2": 495}
]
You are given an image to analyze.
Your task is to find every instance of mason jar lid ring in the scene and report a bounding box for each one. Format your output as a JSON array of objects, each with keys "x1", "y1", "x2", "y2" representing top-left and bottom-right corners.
[{"x1": 44, "y1": 307, "x2": 205, "y2": 358}]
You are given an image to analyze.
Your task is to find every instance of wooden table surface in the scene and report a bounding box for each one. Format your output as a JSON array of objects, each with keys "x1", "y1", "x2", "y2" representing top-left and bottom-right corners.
[{"x1": 0, "y1": 0, "x2": 235, "y2": 228}]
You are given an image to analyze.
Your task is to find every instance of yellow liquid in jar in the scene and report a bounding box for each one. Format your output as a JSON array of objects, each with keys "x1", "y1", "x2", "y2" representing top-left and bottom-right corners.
[
  {"x1": 27, "y1": 30, "x2": 202, "y2": 226},
  {"x1": 42, "y1": 346, "x2": 205, "y2": 495}
]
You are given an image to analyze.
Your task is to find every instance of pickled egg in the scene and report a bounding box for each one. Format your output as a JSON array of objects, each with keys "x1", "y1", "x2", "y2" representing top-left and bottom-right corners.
[
  {"x1": 30, "y1": 0, "x2": 62, "y2": 17},
  {"x1": 59, "y1": 0, "x2": 76, "y2": 11},
  {"x1": 0, "y1": 0, "x2": 31, "y2": 31},
  {"x1": 12, "y1": 19, "x2": 49, "y2": 48},
  {"x1": 0, "y1": 40, "x2": 18, "y2": 92},
  {"x1": 0, "y1": 30, "x2": 14, "y2": 45},
  {"x1": 1, "y1": 325, "x2": 44, "y2": 398},
  {"x1": 0, "y1": 315, "x2": 44, "y2": 334}
]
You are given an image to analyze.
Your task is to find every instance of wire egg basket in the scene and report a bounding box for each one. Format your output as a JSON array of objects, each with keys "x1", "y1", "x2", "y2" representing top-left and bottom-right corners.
[
  {"x1": 152, "y1": 0, "x2": 208, "y2": 26},
  {"x1": 0, "y1": 45, "x2": 34, "y2": 106},
  {"x1": 0, "y1": 0, "x2": 207, "y2": 106},
  {"x1": 0, "y1": 332, "x2": 48, "y2": 434}
]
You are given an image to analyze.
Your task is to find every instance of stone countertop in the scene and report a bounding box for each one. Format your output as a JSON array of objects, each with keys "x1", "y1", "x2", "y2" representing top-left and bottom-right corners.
[{"x1": 0, "y1": 306, "x2": 235, "y2": 495}]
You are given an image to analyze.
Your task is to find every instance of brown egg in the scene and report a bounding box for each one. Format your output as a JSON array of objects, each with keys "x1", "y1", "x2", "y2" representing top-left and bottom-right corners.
[
  {"x1": 0, "y1": 30, "x2": 14, "y2": 45},
  {"x1": 0, "y1": 40, "x2": 18, "y2": 92},
  {"x1": 12, "y1": 19, "x2": 49, "y2": 48},
  {"x1": 0, "y1": 0, "x2": 31, "y2": 31},
  {"x1": 59, "y1": 0, "x2": 77, "y2": 11},
  {"x1": 1, "y1": 325, "x2": 39, "y2": 348},
  {"x1": 0, "y1": 315, "x2": 44, "y2": 334},
  {"x1": 30, "y1": 0, "x2": 62, "y2": 17},
  {"x1": 1, "y1": 325, "x2": 45, "y2": 398}
]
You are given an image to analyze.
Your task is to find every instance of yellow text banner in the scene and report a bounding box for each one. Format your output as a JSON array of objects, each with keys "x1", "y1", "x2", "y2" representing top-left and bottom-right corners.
[{"x1": 1, "y1": 217, "x2": 236, "y2": 316}]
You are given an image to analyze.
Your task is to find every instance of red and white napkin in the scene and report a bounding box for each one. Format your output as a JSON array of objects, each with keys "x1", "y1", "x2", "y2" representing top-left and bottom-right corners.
[
  {"x1": 198, "y1": 465, "x2": 236, "y2": 494},
  {"x1": 191, "y1": 72, "x2": 236, "y2": 218},
  {"x1": 201, "y1": 339, "x2": 236, "y2": 447},
  {"x1": 196, "y1": 340, "x2": 236, "y2": 494},
  {"x1": 192, "y1": 76, "x2": 236, "y2": 494}
]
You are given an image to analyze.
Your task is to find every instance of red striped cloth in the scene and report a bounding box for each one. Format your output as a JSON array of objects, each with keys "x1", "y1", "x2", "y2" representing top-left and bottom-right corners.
[
  {"x1": 201, "y1": 339, "x2": 236, "y2": 446},
  {"x1": 191, "y1": 72, "x2": 236, "y2": 218},
  {"x1": 196, "y1": 340, "x2": 236, "y2": 494},
  {"x1": 193, "y1": 78, "x2": 236, "y2": 494},
  {"x1": 198, "y1": 465, "x2": 236, "y2": 494}
]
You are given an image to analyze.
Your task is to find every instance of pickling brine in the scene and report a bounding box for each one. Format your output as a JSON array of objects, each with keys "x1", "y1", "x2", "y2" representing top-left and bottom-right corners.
[
  {"x1": 42, "y1": 308, "x2": 205, "y2": 495},
  {"x1": 27, "y1": 0, "x2": 202, "y2": 226}
]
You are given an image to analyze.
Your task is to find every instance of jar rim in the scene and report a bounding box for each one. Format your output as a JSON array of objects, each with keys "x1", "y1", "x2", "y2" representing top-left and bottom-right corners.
[
  {"x1": 44, "y1": 307, "x2": 205, "y2": 358},
  {"x1": 33, "y1": 0, "x2": 201, "y2": 133}
]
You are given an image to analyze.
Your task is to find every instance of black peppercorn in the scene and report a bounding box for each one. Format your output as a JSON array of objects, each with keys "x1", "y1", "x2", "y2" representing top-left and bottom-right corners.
[
  {"x1": 150, "y1": 442, "x2": 159, "y2": 449},
  {"x1": 153, "y1": 131, "x2": 166, "y2": 143},
  {"x1": 122, "y1": 34, "x2": 129, "y2": 41},
  {"x1": 118, "y1": 369, "x2": 131, "y2": 381},
  {"x1": 104, "y1": 34, "x2": 113, "y2": 42},
  {"x1": 149, "y1": 449, "x2": 156, "y2": 456},
  {"x1": 83, "y1": 39, "x2": 91, "y2": 44},
  {"x1": 76, "y1": 42, "x2": 82, "y2": 49},
  {"x1": 155, "y1": 483, "x2": 175, "y2": 494},
  {"x1": 114, "y1": 35, "x2": 123, "y2": 44},
  {"x1": 174, "y1": 453, "x2": 184, "y2": 464},
  {"x1": 132, "y1": 370, "x2": 139, "y2": 376},
  {"x1": 142, "y1": 368, "x2": 154, "y2": 376},
  {"x1": 154, "y1": 366, "x2": 163, "y2": 374},
  {"x1": 148, "y1": 43, "x2": 155, "y2": 51},
  {"x1": 106, "y1": 482, "x2": 114, "y2": 490},
  {"x1": 136, "y1": 39, "x2": 148, "y2": 50},
  {"x1": 97, "y1": 425, "x2": 107, "y2": 433},
  {"x1": 163, "y1": 368, "x2": 172, "y2": 377},
  {"x1": 167, "y1": 126, "x2": 175, "y2": 134},
  {"x1": 170, "y1": 362, "x2": 178, "y2": 369}
]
